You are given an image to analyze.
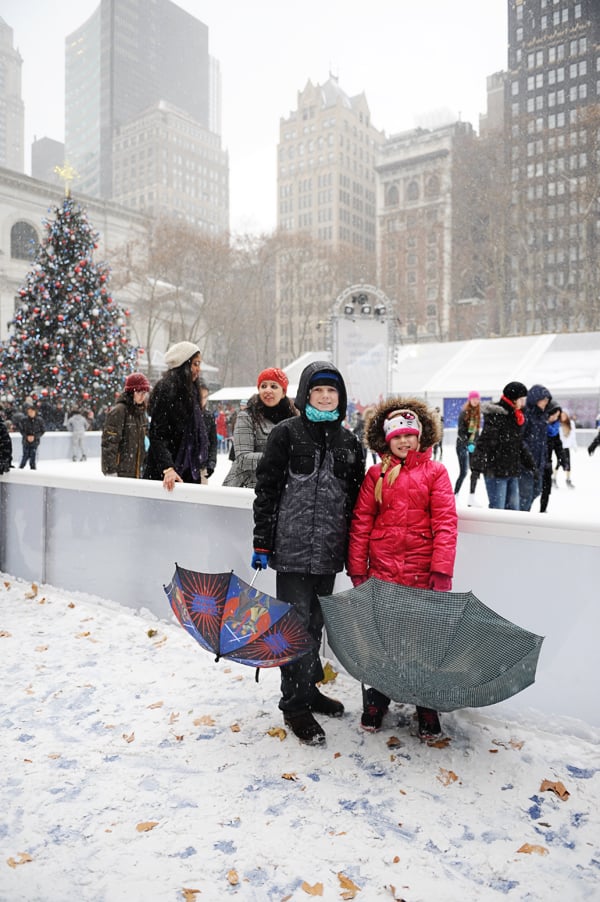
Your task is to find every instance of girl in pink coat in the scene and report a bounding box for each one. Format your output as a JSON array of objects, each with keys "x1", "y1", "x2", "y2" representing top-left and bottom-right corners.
[{"x1": 347, "y1": 397, "x2": 457, "y2": 740}]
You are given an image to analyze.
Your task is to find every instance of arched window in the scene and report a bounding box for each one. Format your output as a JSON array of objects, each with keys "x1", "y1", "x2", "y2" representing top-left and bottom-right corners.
[
  {"x1": 425, "y1": 175, "x2": 440, "y2": 198},
  {"x1": 11, "y1": 221, "x2": 38, "y2": 260},
  {"x1": 406, "y1": 180, "x2": 419, "y2": 202},
  {"x1": 385, "y1": 184, "x2": 399, "y2": 206}
]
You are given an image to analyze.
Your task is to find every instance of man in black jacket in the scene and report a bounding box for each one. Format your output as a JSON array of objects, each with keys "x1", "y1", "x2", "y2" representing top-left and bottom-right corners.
[{"x1": 252, "y1": 361, "x2": 365, "y2": 746}]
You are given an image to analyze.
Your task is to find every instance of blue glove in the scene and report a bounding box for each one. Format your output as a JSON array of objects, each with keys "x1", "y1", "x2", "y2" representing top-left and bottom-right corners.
[
  {"x1": 467, "y1": 443, "x2": 475, "y2": 453},
  {"x1": 251, "y1": 551, "x2": 269, "y2": 571}
]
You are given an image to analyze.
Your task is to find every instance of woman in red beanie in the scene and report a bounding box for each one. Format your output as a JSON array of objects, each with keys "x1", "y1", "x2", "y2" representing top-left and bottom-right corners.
[
  {"x1": 223, "y1": 367, "x2": 297, "y2": 488},
  {"x1": 101, "y1": 372, "x2": 150, "y2": 478}
]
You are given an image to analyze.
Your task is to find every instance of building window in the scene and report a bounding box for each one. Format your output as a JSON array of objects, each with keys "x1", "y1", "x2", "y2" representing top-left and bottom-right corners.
[
  {"x1": 386, "y1": 185, "x2": 399, "y2": 206},
  {"x1": 406, "y1": 180, "x2": 419, "y2": 202},
  {"x1": 425, "y1": 175, "x2": 440, "y2": 198},
  {"x1": 11, "y1": 221, "x2": 38, "y2": 260}
]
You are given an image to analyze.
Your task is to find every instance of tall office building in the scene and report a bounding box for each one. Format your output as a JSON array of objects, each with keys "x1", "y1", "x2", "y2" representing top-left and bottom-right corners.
[
  {"x1": 277, "y1": 76, "x2": 383, "y2": 253},
  {"x1": 65, "y1": 0, "x2": 227, "y2": 231},
  {"x1": 112, "y1": 100, "x2": 228, "y2": 231},
  {"x1": 377, "y1": 122, "x2": 481, "y2": 342},
  {"x1": 507, "y1": 0, "x2": 600, "y2": 332},
  {"x1": 0, "y1": 18, "x2": 24, "y2": 173}
]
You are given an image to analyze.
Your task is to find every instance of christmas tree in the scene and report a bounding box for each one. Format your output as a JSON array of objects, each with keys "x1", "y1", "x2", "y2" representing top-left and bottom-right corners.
[{"x1": 0, "y1": 190, "x2": 138, "y2": 413}]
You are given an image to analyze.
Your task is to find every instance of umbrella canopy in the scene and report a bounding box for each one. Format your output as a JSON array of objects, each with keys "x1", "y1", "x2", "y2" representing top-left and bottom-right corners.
[
  {"x1": 164, "y1": 564, "x2": 315, "y2": 668},
  {"x1": 319, "y1": 578, "x2": 544, "y2": 711}
]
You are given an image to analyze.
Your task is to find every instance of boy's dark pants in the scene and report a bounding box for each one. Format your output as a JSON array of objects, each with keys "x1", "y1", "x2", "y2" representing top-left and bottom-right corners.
[
  {"x1": 276, "y1": 572, "x2": 335, "y2": 714},
  {"x1": 20, "y1": 442, "x2": 37, "y2": 469}
]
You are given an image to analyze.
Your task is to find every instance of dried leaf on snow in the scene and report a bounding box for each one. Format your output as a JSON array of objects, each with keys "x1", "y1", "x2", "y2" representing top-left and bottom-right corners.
[
  {"x1": 227, "y1": 869, "x2": 239, "y2": 885},
  {"x1": 387, "y1": 736, "x2": 403, "y2": 749},
  {"x1": 0, "y1": 631, "x2": 12, "y2": 638},
  {"x1": 35, "y1": 645, "x2": 48, "y2": 652},
  {"x1": 182, "y1": 889, "x2": 202, "y2": 900},
  {"x1": 282, "y1": 772, "x2": 298, "y2": 781},
  {"x1": 540, "y1": 779, "x2": 570, "y2": 801},
  {"x1": 24, "y1": 583, "x2": 38, "y2": 598},
  {"x1": 267, "y1": 726, "x2": 287, "y2": 741},
  {"x1": 301, "y1": 882, "x2": 323, "y2": 896},
  {"x1": 230, "y1": 723, "x2": 241, "y2": 732},
  {"x1": 147, "y1": 701, "x2": 164, "y2": 709},
  {"x1": 194, "y1": 715, "x2": 215, "y2": 726},
  {"x1": 169, "y1": 712, "x2": 180, "y2": 724},
  {"x1": 517, "y1": 843, "x2": 548, "y2": 856},
  {"x1": 122, "y1": 731, "x2": 135, "y2": 743},
  {"x1": 338, "y1": 872, "x2": 361, "y2": 899},
  {"x1": 147, "y1": 628, "x2": 158, "y2": 638},
  {"x1": 6, "y1": 852, "x2": 33, "y2": 868},
  {"x1": 436, "y1": 768, "x2": 459, "y2": 786},
  {"x1": 318, "y1": 661, "x2": 338, "y2": 684},
  {"x1": 136, "y1": 821, "x2": 159, "y2": 832}
]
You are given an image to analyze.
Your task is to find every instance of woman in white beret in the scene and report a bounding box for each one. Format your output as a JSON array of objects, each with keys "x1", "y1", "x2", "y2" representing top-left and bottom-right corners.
[{"x1": 143, "y1": 341, "x2": 207, "y2": 491}]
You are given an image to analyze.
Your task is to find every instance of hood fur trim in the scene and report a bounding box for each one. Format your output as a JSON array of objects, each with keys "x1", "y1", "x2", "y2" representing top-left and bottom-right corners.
[{"x1": 365, "y1": 396, "x2": 441, "y2": 455}]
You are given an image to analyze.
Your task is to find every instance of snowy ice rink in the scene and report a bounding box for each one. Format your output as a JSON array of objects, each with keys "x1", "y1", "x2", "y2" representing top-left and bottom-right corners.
[{"x1": 1, "y1": 434, "x2": 599, "y2": 900}]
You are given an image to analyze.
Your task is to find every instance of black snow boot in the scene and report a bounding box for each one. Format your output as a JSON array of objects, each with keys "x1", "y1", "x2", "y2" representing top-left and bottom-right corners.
[
  {"x1": 283, "y1": 709, "x2": 326, "y2": 746},
  {"x1": 309, "y1": 689, "x2": 344, "y2": 717}
]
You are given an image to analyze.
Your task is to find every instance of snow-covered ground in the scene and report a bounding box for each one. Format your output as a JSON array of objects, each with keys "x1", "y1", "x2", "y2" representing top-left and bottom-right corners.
[{"x1": 1, "y1": 439, "x2": 599, "y2": 900}]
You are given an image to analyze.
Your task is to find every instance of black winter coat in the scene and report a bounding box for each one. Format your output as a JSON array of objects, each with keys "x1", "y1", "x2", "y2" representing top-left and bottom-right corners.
[
  {"x1": 471, "y1": 400, "x2": 535, "y2": 478},
  {"x1": 522, "y1": 384, "x2": 552, "y2": 470},
  {"x1": 144, "y1": 374, "x2": 204, "y2": 481},
  {"x1": 0, "y1": 417, "x2": 12, "y2": 473},
  {"x1": 253, "y1": 361, "x2": 365, "y2": 575},
  {"x1": 18, "y1": 414, "x2": 45, "y2": 447}
]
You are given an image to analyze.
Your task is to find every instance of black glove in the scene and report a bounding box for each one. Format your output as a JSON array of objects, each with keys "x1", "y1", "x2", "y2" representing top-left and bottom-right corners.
[{"x1": 206, "y1": 467, "x2": 214, "y2": 478}]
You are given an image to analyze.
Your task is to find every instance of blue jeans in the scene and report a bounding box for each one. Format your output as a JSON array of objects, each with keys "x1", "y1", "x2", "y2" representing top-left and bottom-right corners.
[
  {"x1": 484, "y1": 476, "x2": 520, "y2": 510},
  {"x1": 519, "y1": 470, "x2": 542, "y2": 512}
]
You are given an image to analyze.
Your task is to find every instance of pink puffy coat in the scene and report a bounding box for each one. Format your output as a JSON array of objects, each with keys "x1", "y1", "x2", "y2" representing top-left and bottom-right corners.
[{"x1": 347, "y1": 447, "x2": 457, "y2": 587}]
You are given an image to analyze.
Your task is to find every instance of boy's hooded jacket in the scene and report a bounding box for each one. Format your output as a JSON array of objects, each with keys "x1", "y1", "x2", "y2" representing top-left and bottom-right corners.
[
  {"x1": 347, "y1": 397, "x2": 457, "y2": 586},
  {"x1": 253, "y1": 361, "x2": 365, "y2": 574}
]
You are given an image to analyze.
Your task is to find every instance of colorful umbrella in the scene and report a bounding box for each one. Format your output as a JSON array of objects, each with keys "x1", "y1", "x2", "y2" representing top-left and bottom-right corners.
[
  {"x1": 164, "y1": 564, "x2": 315, "y2": 668},
  {"x1": 319, "y1": 578, "x2": 544, "y2": 711}
]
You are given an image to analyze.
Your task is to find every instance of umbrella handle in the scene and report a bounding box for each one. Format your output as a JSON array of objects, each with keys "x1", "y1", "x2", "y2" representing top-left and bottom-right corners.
[{"x1": 249, "y1": 566, "x2": 261, "y2": 588}]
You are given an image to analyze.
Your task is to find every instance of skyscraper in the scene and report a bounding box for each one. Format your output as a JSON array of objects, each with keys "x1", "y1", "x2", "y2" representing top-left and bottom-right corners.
[
  {"x1": 0, "y1": 17, "x2": 24, "y2": 173},
  {"x1": 277, "y1": 75, "x2": 383, "y2": 253},
  {"x1": 65, "y1": 0, "x2": 227, "y2": 230},
  {"x1": 507, "y1": 0, "x2": 600, "y2": 332}
]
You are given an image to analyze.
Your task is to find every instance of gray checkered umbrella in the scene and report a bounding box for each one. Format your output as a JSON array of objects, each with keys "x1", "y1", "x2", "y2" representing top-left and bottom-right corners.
[{"x1": 319, "y1": 578, "x2": 544, "y2": 711}]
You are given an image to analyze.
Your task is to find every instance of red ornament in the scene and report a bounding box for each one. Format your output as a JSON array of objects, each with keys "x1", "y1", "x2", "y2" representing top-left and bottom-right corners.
[
  {"x1": 52, "y1": 367, "x2": 59, "y2": 374},
  {"x1": 82, "y1": 392, "x2": 90, "y2": 400}
]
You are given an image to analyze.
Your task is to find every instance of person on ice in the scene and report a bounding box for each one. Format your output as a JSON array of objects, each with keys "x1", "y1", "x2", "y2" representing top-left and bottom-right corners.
[
  {"x1": 347, "y1": 398, "x2": 457, "y2": 742},
  {"x1": 252, "y1": 361, "x2": 365, "y2": 746}
]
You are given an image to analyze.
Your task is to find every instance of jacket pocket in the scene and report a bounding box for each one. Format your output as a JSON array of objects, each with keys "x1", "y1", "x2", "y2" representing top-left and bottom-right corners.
[{"x1": 289, "y1": 453, "x2": 315, "y2": 475}]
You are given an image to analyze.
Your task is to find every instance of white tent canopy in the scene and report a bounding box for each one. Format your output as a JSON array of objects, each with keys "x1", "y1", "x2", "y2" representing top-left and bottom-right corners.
[{"x1": 390, "y1": 332, "x2": 600, "y2": 400}]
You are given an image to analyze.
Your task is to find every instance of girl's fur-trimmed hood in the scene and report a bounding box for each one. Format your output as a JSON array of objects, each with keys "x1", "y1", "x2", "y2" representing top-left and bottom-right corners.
[{"x1": 365, "y1": 396, "x2": 441, "y2": 456}]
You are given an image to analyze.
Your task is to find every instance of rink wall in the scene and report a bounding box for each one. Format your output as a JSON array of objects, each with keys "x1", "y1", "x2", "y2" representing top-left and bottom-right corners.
[{"x1": 0, "y1": 468, "x2": 598, "y2": 733}]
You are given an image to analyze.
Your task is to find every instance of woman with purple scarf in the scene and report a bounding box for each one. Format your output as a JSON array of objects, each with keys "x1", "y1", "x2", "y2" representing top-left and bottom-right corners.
[{"x1": 143, "y1": 341, "x2": 209, "y2": 491}]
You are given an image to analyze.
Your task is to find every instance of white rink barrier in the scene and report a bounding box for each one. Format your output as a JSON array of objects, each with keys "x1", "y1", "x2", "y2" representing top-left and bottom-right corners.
[
  {"x1": 0, "y1": 468, "x2": 598, "y2": 733},
  {"x1": 9, "y1": 430, "x2": 102, "y2": 461}
]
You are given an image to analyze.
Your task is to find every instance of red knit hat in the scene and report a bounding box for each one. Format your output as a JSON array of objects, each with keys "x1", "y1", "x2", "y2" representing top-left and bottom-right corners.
[
  {"x1": 257, "y1": 367, "x2": 288, "y2": 393},
  {"x1": 125, "y1": 372, "x2": 151, "y2": 393}
]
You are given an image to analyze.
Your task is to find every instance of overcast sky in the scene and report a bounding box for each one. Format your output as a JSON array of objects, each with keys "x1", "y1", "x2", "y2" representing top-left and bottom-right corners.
[{"x1": 5, "y1": 0, "x2": 507, "y2": 234}]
